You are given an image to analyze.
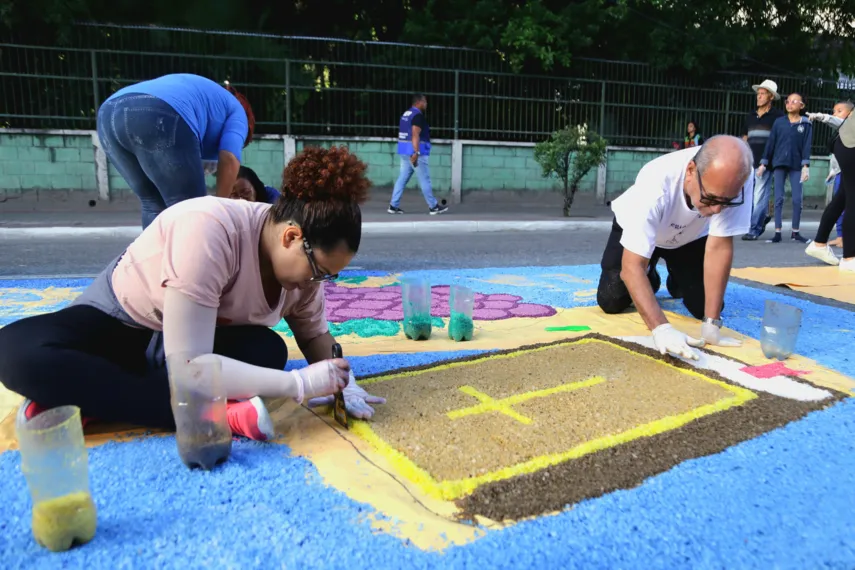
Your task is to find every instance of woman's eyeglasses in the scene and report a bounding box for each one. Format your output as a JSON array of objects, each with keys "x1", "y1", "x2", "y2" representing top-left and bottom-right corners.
[{"x1": 302, "y1": 240, "x2": 338, "y2": 282}]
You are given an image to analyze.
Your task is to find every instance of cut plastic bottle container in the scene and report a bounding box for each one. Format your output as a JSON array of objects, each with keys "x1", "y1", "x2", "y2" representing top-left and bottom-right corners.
[
  {"x1": 16, "y1": 405, "x2": 97, "y2": 552},
  {"x1": 448, "y1": 284, "x2": 475, "y2": 341},
  {"x1": 760, "y1": 300, "x2": 802, "y2": 361},
  {"x1": 401, "y1": 276, "x2": 432, "y2": 340},
  {"x1": 167, "y1": 352, "x2": 232, "y2": 470}
]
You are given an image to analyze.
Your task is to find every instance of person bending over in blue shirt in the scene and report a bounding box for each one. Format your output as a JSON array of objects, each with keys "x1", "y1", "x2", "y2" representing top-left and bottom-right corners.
[
  {"x1": 756, "y1": 92, "x2": 813, "y2": 243},
  {"x1": 97, "y1": 73, "x2": 255, "y2": 228}
]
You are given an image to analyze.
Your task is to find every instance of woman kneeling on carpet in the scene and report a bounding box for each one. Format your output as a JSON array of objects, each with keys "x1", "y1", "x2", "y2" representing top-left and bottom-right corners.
[{"x1": 0, "y1": 146, "x2": 386, "y2": 441}]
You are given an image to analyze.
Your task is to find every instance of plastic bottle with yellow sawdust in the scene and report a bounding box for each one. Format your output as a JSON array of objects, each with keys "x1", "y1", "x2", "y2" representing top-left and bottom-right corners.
[{"x1": 16, "y1": 405, "x2": 97, "y2": 552}]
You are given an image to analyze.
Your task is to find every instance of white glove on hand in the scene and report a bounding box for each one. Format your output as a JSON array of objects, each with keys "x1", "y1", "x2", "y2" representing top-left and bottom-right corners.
[
  {"x1": 699, "y1": 321, "x2": 742, "y2": 347},
  {"x1": 652, "y1": 323, "x2": 703, "y2": 360},
  {"x1": 293, "y1": 359, "x2": 350, "y2": 402},
  {"x1": 756, "y1": 165, "x2": 766, "y2": 177},
  {"x1": 307, "y1": 370, "x2": 387, "y2": 420},
  {"x1": 800, "y1": 165, "x2": 810, "y2": 183}
]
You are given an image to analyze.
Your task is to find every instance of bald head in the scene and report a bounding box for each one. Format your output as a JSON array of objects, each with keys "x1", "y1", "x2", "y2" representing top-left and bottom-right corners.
[{"x1": 692, "y1": 135, "x2": 753, "y2": 198}]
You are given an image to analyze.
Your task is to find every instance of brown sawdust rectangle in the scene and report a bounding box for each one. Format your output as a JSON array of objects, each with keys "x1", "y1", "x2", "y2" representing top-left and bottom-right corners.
[{"x1": 363, "y1": 339, "x2": 736, "y2": 482}]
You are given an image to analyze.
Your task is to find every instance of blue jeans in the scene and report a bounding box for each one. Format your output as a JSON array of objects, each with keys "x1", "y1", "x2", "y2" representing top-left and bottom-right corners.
[
  {"x1": 748, "y1": 169, "x2": 773, "y2": 235},
  {"x1": 833, "y1": 173, "x2": 844, "y2": 237},
  {"x1": 390, "y1": 155, "x2": 438, "y2": 209},
  {"x1": 773, "y1": 168, "x2": 804, "y2": 231},
  {"x1": 97, "y1": 94, "x2": 206, "y2": 229}
]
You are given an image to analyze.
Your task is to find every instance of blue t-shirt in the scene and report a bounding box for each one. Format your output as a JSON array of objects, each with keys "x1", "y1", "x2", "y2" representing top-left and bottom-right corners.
[
  {"x1": 263, "y1": 186, "x2": 281, "y2": 204},
  {"x1": 108, "y1": 74, "x2": 249, "y2": 162}
]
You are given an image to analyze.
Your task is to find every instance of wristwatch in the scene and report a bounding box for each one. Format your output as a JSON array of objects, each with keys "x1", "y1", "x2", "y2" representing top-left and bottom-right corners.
[{"x1": 702, "y1": 316, "x2": 722, "y2": 328}]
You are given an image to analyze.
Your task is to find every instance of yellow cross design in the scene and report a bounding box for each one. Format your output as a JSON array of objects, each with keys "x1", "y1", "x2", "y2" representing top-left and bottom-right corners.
[{"x1": 446, "y1": 377, "x2": 607, "y2": 425}]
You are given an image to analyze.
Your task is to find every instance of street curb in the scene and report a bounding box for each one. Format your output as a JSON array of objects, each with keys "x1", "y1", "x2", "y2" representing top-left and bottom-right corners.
[{"x1": 0, "y1": 220, "x2": 822, "y2": 239}]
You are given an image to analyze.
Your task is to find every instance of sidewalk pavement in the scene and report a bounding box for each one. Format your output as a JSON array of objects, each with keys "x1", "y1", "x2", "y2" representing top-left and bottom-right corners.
[{"x1": 0, "y1": 191, "x2": 828, "y2": 237}]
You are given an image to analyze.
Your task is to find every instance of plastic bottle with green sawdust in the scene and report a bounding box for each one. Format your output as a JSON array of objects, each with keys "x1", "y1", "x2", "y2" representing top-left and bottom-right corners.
[
  {"x1": 16, "y1": 405, "x2": 98, "y2": 552},
  {"x1": 401, "y1": 276, "x2": 433, "y2": 340},
  {"x1": 448, "y1": 284, "x2": 475, "y2": 342}
]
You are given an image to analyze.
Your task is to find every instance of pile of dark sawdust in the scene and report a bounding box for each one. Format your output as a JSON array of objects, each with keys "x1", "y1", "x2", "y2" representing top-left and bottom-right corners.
[{"x1": 356, "y1": 333, "x2": 847, "y2": 523}]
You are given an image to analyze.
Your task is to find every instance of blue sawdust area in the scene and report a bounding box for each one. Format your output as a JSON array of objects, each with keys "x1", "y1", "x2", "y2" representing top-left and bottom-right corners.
[{"x1": 0, "y1": 266, "x2": 853, "y2": 568}]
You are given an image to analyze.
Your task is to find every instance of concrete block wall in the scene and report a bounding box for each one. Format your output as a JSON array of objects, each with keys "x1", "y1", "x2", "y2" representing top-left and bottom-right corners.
[{"x1": 0, "y1": 130, "x2": 833, "y2": 209}]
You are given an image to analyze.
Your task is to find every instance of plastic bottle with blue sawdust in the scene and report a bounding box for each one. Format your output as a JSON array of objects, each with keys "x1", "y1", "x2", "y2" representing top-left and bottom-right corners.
[
  {"x1": 16, "y1": 405, "x2": 98, "y2": 552},
  {"x1": 401, "y1": 276, "x2": 433, "y2": 340},
  {"x1": 167, "y1": 353, "x2": 233, "y2": 470},
  {"x1": 759, "y1": 300, "x2": 802, "y2": 361},
  {"x1": 448, "y1": 284, "x2": 475, "y2": 342}
]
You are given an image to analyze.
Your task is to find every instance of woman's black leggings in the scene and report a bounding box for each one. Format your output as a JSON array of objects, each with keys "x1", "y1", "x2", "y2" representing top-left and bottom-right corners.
[
  {"x1": 815, "y1": 138, "x2": 855, "y2": 258},
  {"x1": 0, "y1": 305, "x2": 288, "y2": 430}
]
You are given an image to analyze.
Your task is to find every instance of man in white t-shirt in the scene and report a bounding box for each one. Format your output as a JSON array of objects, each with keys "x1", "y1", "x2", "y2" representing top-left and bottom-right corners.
[{"x1": 596, "y1": 135, "x2": 754, "y2": 360}]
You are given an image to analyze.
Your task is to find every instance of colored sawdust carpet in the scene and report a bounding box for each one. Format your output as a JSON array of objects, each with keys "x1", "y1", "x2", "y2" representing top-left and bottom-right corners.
[{"x1": 0, "y1": 265, "x2": 853, "y2": 569}]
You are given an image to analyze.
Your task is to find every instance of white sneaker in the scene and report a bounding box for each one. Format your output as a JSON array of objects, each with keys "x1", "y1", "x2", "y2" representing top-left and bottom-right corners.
[
  {"x1": 839, "y1": 258, "x2": 855, "y2": 273},
  {"x1": 805, "y1": 242, "x2": 840, "y2": 266}
]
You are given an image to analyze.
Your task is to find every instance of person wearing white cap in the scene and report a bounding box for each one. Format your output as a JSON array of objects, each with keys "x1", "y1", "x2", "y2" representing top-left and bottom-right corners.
[{"x1": 741, "y1": 79, "x2": 785, "y2": 240}]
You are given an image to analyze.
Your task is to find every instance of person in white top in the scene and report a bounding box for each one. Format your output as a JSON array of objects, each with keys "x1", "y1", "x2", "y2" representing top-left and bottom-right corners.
[{"x1": 596, "y1": 135, "x2": 754, "y2": 360}]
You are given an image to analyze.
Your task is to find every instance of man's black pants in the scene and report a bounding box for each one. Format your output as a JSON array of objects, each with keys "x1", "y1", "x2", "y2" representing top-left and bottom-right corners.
[{"x1": 596, "y1": 218, "x2": 719, "y2": 320}]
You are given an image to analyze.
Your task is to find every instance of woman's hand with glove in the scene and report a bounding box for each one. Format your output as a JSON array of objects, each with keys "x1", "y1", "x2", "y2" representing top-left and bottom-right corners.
[
  {"x1": 307, "y1": 370, "x2": 387, "y2": 419},
  {"x1": 292, "y1": 359, "x2": 350, "y2": 402}
]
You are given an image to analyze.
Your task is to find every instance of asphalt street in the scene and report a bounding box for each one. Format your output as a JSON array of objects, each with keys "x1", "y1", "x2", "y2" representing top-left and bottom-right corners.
[{"x1": 0, "y1": 227, "x2": 829, "y2": 278}]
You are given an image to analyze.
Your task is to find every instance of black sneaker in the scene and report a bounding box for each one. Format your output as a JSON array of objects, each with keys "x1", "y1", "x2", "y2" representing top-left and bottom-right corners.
[
  {"x1": 429, "y1": 204, "x2": 448, "y2": 215},
  {"x1": 791, "y1": 231, "x2": 810, "y2": 244},
  {"x1": 387, "y1": 206, "x2": 405, "y2": 214},
  {"x1": 741, "y1": 233, "x2": 759, "y2": 241},
  {"x1": 767, "y1": 232, "x2": 782, "y2": 243}
]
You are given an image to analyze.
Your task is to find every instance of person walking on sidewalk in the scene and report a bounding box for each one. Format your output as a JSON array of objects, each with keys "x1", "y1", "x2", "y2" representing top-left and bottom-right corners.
[
  {"x1": 805, "y1": 105, "x2": 855, "y2": 272},
  {"x1": 596, "y1": 135, "x2": 751, "y2": 360},
  {"x1": 387, "y1": 94, "x2": 448, "y2": 215},
  {"x1": 756, "y1": 92, "x2": 813, "y2": 244},
  {"x1": 97, "y1": 73, "x2": 255, "y2": 229},
  {"x1": 742, "y1": 79, "x2": 784, "y2": 241}
]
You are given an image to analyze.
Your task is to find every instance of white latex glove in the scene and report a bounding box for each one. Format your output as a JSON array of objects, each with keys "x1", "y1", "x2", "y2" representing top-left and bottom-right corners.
[
  {"x1": 699, "y1": 321, "x2": 742, "y2": 347},
  {"x1": 800, "y1": 165, "x2": 810, "y2": 183},
  {"x1": 756, "y1": 165, "x2": 766, "y2": 177},
  {"x1": 307, "y1": 370, "x2": 387, "y2": 419},
  {"x1": 652, "y1": 323, "x2": 703, "y2": 360},
  {"x1": 293, "y1": 359, "x2": 350, "y2": 402}
]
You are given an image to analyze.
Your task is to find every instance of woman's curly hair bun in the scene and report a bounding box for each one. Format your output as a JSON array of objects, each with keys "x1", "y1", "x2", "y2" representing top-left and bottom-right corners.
[{"x1": 281, "y1": 146, "x2": 370, "y2": 204}]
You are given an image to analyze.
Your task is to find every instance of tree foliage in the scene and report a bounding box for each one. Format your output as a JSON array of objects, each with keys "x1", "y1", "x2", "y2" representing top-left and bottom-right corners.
[
  {"x1": 534, "y1": 124, "x2": 608, "y2": 216},
  {"x1": 3, "y1": 0, "x2": 854, "y2": 78}
]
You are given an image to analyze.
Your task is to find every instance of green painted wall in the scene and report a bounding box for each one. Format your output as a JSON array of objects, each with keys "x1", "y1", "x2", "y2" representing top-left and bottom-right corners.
[{"x1": 0, "y1": 132, "x2": 833, "y2": 201}]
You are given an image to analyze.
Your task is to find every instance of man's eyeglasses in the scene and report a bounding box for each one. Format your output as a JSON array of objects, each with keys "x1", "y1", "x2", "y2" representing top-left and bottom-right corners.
[
  {"x1": 692, "y1": 160, "x2": 744, "y2": 208},
  {"x1": 302, "y1": 240, "x2": 338, "y2": 282}
]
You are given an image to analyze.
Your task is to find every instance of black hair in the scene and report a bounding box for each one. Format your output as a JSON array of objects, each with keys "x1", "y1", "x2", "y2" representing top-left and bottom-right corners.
[
  {"x1": 237, "y1": 165, "x2": 266, "y2": 202},
  {"x1": 412, "y1": 94, "x2": 426, "y2": 105}
]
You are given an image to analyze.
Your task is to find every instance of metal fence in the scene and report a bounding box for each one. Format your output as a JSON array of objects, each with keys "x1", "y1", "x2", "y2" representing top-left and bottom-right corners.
[{"x1": 2, "y1": 23, "x2": 855, "y2": 154}]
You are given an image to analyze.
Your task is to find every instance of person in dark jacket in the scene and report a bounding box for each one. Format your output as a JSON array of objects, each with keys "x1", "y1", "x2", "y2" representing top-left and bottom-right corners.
[{"x1": 757, "y1": 92, "x2": 813, "y2": 243}]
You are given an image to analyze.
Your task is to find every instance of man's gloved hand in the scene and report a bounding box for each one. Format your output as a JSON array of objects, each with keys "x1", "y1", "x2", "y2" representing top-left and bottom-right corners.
[
  {"x1": 652, "y1": 323, "x2": 702, "y2": 360},
  {"x1": 307, "y1": 370, "x2": 387, "y2": 419},
  {"x1": 801, "y1": 165, "x2": 810, "y2": 183},
  {"x1": 699, "y1": 321, "x2": 742, "y2": 347},
  {"x1": 293, "y1": 359, "x2": 350, "y2": 401}
]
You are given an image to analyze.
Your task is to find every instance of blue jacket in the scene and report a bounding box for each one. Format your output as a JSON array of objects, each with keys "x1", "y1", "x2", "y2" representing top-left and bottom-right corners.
[
  {"x1": 396, "y1": 107, "x2": 431, "y2": 156},
  {"x1": 760, "y1": 115, "x2": 813, "y2": 170}
]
